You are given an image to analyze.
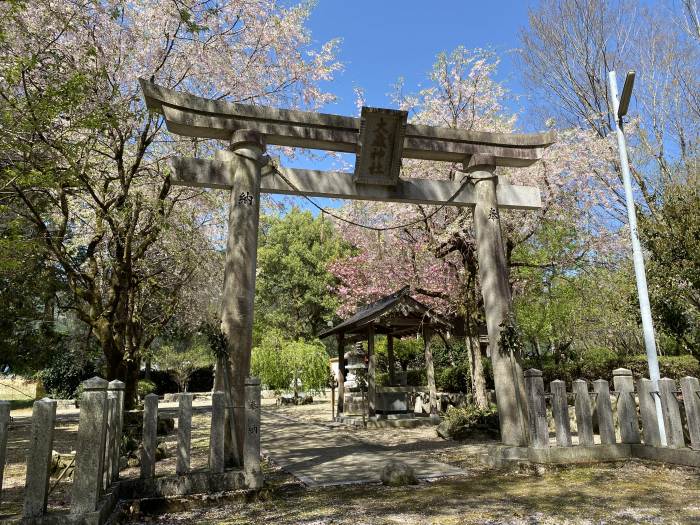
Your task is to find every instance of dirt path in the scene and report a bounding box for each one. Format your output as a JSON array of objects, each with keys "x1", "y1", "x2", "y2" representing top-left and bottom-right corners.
[{"x1": 260, "y1": 409, "x2": 469, "y2": 486}]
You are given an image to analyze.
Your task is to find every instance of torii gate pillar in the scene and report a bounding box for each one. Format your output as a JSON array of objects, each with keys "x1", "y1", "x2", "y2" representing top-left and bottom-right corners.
[
  {"x1": 216, "y1": 130, "x2": 265, "y2": 464},
  {"x1": 467, "y1": 154, "x2": 529, "y2": 446}
]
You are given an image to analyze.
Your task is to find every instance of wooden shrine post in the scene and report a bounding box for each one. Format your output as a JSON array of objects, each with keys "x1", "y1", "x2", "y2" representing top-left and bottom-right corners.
[
  {"x1": 423, "y1": 327, "x2": 439, "y2": 423},
  {"x1": 140, "y1": 79, "x2": 555, "y2": 447},
  {"x1": 336, "y1": 333, "x2": 345, "y2": 415},
  {"x1": 367, "y1": 325, "x2": 376, "y2": 417}
]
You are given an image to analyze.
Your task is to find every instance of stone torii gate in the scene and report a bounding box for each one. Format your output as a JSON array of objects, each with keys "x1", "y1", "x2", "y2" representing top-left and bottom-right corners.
[{"x1": 140, "y1": 79, "x2": 555, "y2": 449}]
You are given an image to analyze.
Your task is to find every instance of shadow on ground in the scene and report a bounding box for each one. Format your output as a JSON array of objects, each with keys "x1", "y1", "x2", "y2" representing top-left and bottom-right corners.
[{"x1": 116, "y1": 460, "x2": 700, "y2": 525}]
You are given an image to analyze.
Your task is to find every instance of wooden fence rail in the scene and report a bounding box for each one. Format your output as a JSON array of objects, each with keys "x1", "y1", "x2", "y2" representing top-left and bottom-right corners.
[{"x1": 524, "y1": 367, "x2": 700, "y2": 453}]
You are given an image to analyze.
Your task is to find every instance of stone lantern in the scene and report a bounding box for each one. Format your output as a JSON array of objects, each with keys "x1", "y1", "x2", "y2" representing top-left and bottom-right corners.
[{"x1": 343, "y1": 343, "x2": 367, "y2": 415}]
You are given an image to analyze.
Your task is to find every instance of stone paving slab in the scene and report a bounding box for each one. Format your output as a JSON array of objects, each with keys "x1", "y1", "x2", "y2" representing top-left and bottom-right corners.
[{"x1": 261, "y1": 410, "x2": 467, "y2": 487}]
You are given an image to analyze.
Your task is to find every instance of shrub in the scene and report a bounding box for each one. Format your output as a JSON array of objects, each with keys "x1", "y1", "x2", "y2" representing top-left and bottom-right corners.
[
  {"x1": 140, "y1": 370, "x2": 178, "y2": 395},
  {"x1": 578, "y1": 348, "x2": 620, "y2": 381},
  {"x1": 625, "y1": 354, "x2": 700, "y2": 380},
  {"x1": 406, "y1": 368, "x2": 426, "y2": 386},
  {"x1": 537, "y1": 360, "x2": 573, "y2": 386},
  {"x1": 437, "y1": 404, "x2": 499, "y2": 440},
  {"x1": 524, "y1": 351, "x2": 700, "y2": 385},
  {"x1": 376, "y1": 371, "x2": 389, "y2": 386},
  {"x1": 436, "y1": 365, "x2": 471, "y2": 393},
  {"x1": 660, "y1": 354, "x2": 700, "y2": 378},
  {"x1": 188, "y1": 366, "x2": 214, "y2": 392},
  {"x1": 38, "y1": 349, "x2": 97, "y2": 399},
  {"x1": 137, "y1": 379, "x2": 157, "y2": 398},
  {"x1": 375, "y1": 368, "x2": 425, "y2": 386}
]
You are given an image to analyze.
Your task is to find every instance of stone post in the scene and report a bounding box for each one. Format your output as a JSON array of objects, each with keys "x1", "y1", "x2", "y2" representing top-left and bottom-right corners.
[
  {"x1": 177, "y1": 393, "x2": 193, "y2": 475},
  {"x1": 367, "y1": 325, "x2": 376, "y2": 417},
  {"x1": 680, "y1": 376, "x2": 700, "y2": 450},
  {"x1": 387, "y1": 335, "x2": 396, "y2": 385},
  {"x1": 210, "y1": 391, "x2": 225, "y2": 473},
  {"x1": 216, "y1": 130, "x2": 265, "y2": 463},
  {"x1": 658, "y1": 378, "x2": 685, "y2": 448},
  {"x1": 573, "y1": 380, "x2": 594, "y2": 446},
  {"x1": 612, "y1": 368, "x2": 641, "y2": 444},
  {"x1": 423, "y1": 327, "x2": 439, "y2": 423},
  {"x1": 336, "y1": 333, "x2": 345, "y2": 415},
  {"x1": 102, "y1": 393, "x2": 116, "y2": 491},
  {"x1": 23, "y1": 398, "x2": 57, "y2": 518},
  {"x1": 108, "y1": 380, "x2": 125, "y2": 482},
  {"x1": 637, "y1": 378, "x2": 661, "y2": 447},
  {"x1": 0, "y1": 400, "x2": 9, "y2": 503},
  {"x1": 550, "y1": 380, "x2": 572, "y2": 447},
  {"x1": 466, "y1": 155, "x2": 528, "y2": 446},
  {"x1": 140, "y1": 393, "x2": 158, "y2": 479},
  {"x1": 244, "y1": 378, "x2": 262, "y2": 488},
  {"x1": 71, "y1": 377, "x2": 109, "y2": 515},
  {"x1": 592, "y1": 379, "x2": 616, "y2": 444},
  {"x1": 524, "y1": 369, "x2": 548, "y2": 448}
]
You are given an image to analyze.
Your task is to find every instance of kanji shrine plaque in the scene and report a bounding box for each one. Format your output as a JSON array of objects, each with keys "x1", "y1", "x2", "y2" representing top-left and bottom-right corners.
[{"x1": 353, "y1": 106, "x2": 407, "y2": 186}]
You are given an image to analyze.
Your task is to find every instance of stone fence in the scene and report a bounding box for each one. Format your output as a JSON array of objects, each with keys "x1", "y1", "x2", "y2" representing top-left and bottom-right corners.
[
  {"x1": 518, "y1": 367, "x2": 700, "y2": 467},
  {"x1": 0, "y1": 376, "x2": 262, "y2": 525}
]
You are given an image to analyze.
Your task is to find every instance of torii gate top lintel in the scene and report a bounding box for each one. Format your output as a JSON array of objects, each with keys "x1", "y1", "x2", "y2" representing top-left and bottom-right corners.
[{"x1": 139, "y1": 79, "x2": 554, "y2": 168}]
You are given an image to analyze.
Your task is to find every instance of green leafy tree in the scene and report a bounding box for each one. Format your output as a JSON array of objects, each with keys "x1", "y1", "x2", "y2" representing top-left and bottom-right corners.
[
  {"x1": 151, "y1": 339, "x2": 213, "y2": 392},
  {"x1": 638, "y1": 171, "x2": 700, "y2": 355},
  {"x1": 251, "y1": 330, "x2": 329, "y2": 398},
  {"x1": 0, "y1": 226, "x2": 61, "y2": 374},
  {"x1": 254, "y1": 208, "x2": 351, "y2": 342},
  {"x1": 373, "y1": 335, "x2": 425, "y2": 373},
  {"x1": 513, "y1": 219, "x2": 641, "y2": 360}
]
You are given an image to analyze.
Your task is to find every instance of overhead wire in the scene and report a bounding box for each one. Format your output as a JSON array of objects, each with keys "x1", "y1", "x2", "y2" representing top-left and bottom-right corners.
[{"x1": 264, "y1": 159, "x2": 482, "y2": 232}]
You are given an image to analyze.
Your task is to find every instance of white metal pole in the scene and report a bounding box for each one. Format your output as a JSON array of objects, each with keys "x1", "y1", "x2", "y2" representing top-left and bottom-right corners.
[{"x1": 608, "y1": 70, "x2": 666, "y2": 446}]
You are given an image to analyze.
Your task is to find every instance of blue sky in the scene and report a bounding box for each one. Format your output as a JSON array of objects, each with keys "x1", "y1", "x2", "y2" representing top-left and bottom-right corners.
[
  {"x1": 274, "y1": 0, "x2": 538, "y2": 210},
  {"x1": 307, "y1": 0, "x2": 536, "y2": 119}
]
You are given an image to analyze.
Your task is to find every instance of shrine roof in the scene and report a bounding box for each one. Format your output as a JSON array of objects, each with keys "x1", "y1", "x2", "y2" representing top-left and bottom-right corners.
[{"x1": 319, "y1": 286, "x2": 452, "y2": 339}]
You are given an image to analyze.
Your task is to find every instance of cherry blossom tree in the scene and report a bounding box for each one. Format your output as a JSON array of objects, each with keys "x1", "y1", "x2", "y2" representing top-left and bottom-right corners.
[{"x1": 0, "y1": 0, "x2": 339, "y2": 404}]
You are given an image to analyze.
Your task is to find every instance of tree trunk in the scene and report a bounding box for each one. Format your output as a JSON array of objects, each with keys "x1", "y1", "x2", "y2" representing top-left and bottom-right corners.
[
  {"x1": 99, "y1": 321, "x2": 140, "y2": 410},
  {"x1": 111, "y1": 358, "x2": 140, "y2": 410},
  {"x1": 533, "y1": 338, "x2": 542, "y2": 367},
  {"x1": 423, "y1": 328, "x2": 439, "y2": 422},
  {"x1": 293, "y1": 369, "x2": 299, "y2": 401},
  {"x1": 468, "y1": 335, "x2": 489, "y2": 409}
]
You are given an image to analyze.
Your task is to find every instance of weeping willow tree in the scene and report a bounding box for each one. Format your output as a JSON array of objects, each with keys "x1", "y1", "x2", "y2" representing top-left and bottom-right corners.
[{"x1": 251, "y1": 330, "x2": 330, "y2": 399}]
